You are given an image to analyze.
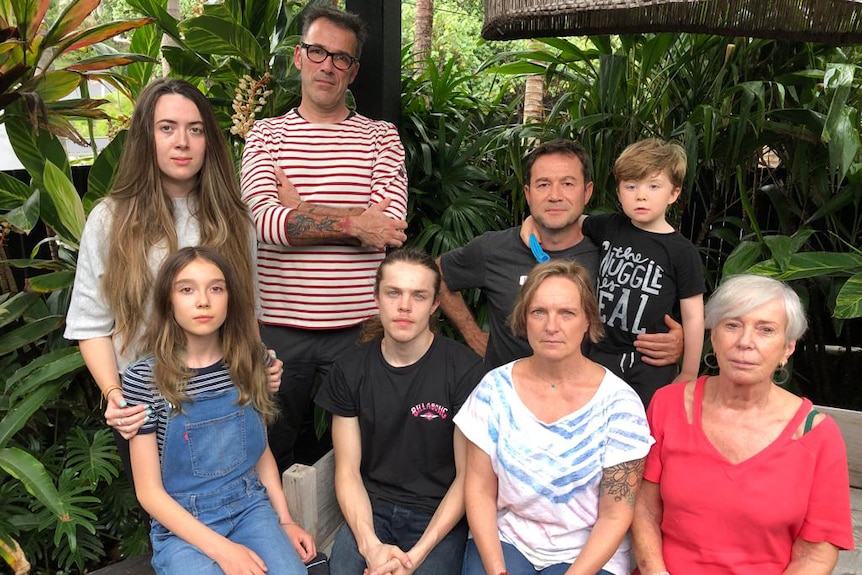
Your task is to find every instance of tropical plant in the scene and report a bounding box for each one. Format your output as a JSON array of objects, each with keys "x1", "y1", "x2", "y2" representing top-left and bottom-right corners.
[
  {"x1": 0, "y1": 0, "x2": 153, "y2": 571},
  {"x1": 486, "y1": 33, "x2": 862, "y2": 405},
  {"x1": 125, "y1": 0, "x2": 318, "y2": 158},
  {"x1": 400, "y1": 50, "x2": 518, "y2": 257}
]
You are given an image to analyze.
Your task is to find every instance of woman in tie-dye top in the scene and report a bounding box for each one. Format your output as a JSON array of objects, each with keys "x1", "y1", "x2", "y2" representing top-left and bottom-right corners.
[{"x1": 455, "y1": 260, "x2": 654, "y2": 575}]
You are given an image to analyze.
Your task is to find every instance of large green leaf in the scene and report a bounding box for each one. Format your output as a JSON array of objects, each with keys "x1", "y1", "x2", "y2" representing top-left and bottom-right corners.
[
  {"x1": 0, "y1": 315, "x2": 64, "y2": 356},
  {"x1": 1, "y1": 188, "x2": 39, "y2": 234},
  {"x1": 43, "y1": 0, "x2": 99, "y2": 46},
  {"x1": 835, "y1": 273, "x2": 862, "y2": 319},
  {"x1": 0, "y1": 292, "x2": 40, "y2": 330},
  {"x1": 126, "y1": 24, "x2": 160, "y2": 96},
  {"x1": 161, "y1": 45, "x2": 215, "y2": 78},
  {"x1": 822, "y1": 64, "x2": 858, "y2": 181},
  {"x1": 55, "y1": 18, "x2": 155, "y2": 56},
  {"x1": 27, "y1": 270, "x2": 75, "y2": 293},
  {"x1": 0, "y1": 379, "x2": 64, "y2": 448},
  {"x1": 19, "y1": 70, "x2": 81, "y2": 102},
  {"x1": 0, "y1": 171, "x2": 30, "y2": 209},
  {"x1": 5, "y1": 115, "x2": 70, "y2": 184},
  {"x1": 125, "y1": 0, "x2": 183, "y2": 46},
  {"x1": 64, "y1": 53, "x2": 156, "y2": 72},
  {"x1": 0, "y1": 447, "x2": 67, "y2": 520},
  {"x1": 747, "y1": 252, "x2": 862, "y2": 281},
  {"x1": 722, "y1": 241, "x2": 765, "y2": 278},
  {"x1": 179, "y1": 16, "x2": 267, "y2": 69},
  {"x1": 6, "y1": 348, "x2": 84, "y2": 400},
  {"x1": 41, "y1": 160, "x2": 85, "y2": 246},
  {"x1": 84, "y1": 131, "x2": 126, "y2": 211},
  {"x1": 10, "y1": 0, "x2": 48, "y2": 42}
]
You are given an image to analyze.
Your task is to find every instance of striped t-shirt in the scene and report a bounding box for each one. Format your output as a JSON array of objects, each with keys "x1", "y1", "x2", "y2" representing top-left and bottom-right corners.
[
  {"x1": 122, "y1": 357, "x2": 235, "y2": 456},
  {"x1": 240, "y1": 109, "x2": 408, "y2": 329},
  {"x1": 454, "y1": 361, "x2": 654, "y2": 573}
]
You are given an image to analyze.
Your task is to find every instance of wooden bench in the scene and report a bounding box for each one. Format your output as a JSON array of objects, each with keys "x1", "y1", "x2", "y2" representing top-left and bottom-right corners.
[{"x1": 88, "y1": 405, "x2": 862, "y2": 574}]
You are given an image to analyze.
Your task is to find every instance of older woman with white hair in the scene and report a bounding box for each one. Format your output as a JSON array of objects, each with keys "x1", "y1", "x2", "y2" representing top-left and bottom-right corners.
[{"x1": 632, "y1": 274, "x2": 854, "y2": 575}]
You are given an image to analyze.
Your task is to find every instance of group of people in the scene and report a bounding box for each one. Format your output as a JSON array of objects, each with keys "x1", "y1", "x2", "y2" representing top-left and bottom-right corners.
[{"x1": 64, "y1": 4, "x2": 853, "y2": 575}]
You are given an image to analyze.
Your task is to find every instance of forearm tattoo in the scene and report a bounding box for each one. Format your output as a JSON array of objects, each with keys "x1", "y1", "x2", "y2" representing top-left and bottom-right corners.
[
  {"x1": 286, "y1": 212, "x2": 356, "y2": 245},
  {"x1": 599, "y1": 458, "x2": 645, "y2": 507}
]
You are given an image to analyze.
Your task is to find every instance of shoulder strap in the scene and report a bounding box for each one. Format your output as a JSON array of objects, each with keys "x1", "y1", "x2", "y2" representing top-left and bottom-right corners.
[{"x1": 803, "y1": 408, "x2": 820, "y2": 434}]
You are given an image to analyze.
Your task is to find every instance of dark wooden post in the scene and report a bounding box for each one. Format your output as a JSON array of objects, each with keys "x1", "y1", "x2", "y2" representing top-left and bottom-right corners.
[{"x1": 346, "y1": 0, "x2": 401, "y2": 126}]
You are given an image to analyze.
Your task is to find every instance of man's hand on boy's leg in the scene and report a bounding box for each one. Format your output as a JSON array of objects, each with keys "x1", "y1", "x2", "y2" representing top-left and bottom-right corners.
[{"x1": 635, "y1": 314, "x2": 684, "y2": 366}]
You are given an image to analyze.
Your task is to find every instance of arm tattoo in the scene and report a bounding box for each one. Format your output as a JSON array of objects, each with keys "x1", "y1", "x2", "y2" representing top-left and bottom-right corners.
[
  {"x1": 599, "y1": 458, "x2": 645, "y2": 507},
  {"x1": 286, "y1": 212, "x2": 358, "y2": 245}
]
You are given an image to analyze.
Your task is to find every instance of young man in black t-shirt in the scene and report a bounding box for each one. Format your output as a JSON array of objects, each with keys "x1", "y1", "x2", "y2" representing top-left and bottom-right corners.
[{"x1": 316, "y1": 248, "x2": 485, "y2": 575}]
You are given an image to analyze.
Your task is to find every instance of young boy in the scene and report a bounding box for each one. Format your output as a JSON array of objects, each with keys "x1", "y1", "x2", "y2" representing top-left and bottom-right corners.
[
  {"x1": 581, "y1": 138, "x2": 705, "y2": 405},
  {"x1": 315, "y1": 248, "x2": 485, "y2": 575}
]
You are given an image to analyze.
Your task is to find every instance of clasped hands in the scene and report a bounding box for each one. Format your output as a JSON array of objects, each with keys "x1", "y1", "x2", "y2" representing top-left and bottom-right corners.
[{"x1": 362, "y1": 542, "x2": 418, "y2": 575}]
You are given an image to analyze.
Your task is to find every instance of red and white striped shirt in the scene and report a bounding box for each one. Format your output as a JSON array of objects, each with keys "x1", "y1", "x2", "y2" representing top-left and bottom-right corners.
[{"x1": 241, "y1": 109, "x2": 408, "y2": 329}]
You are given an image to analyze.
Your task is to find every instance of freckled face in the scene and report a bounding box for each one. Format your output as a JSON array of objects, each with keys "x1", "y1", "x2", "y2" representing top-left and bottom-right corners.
[
  {"x1": 375, "y1": 262, "x2": 439, "y2": 345},
  {"x1": 525, "y1": 276, "x2": 590, "y2": 361},
  {"x1": 153, "y1": 94, "x2": 206, "y2": 198},
  {"x1": 711, "y1": 298, "x2": 796, "y2": 387}
]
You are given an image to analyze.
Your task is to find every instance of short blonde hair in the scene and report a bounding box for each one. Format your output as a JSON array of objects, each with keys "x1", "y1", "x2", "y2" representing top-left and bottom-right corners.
[
  {"x1": 509, "y1": 260, "x2": 604, "y2": 343},
  {"x1": 614, "y1": 138, "x2": 687, "y2": 188}
]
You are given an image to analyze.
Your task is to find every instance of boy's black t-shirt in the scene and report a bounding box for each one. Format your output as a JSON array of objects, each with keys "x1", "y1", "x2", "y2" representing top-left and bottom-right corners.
[
  {"x1": 583, "y1": 212, "x2": 705, "y2": 354},
  {"x1": 315, "y1": 335, "x2": 484, "y2": 515}
]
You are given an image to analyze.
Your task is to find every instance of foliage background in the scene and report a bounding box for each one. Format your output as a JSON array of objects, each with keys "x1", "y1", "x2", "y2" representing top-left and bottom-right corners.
[{"x1": 1, "y1": 0, "x2": 861, "y2": 573}]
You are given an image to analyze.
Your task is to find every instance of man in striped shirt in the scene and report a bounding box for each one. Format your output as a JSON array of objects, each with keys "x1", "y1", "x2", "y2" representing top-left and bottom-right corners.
[{"x1": 241, "y1": 5, "x2": 409, "y2": 473}]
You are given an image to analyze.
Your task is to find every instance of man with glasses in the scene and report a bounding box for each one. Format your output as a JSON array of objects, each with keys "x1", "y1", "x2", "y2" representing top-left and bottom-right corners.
[{"x1": 240, "y1": 5, "x2": 409, "y2": 474}]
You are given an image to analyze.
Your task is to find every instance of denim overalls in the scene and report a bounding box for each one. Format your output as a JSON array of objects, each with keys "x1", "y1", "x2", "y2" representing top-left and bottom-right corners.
[{"x1": 150, "y1": 384, "x2": 306, "y2": 574}]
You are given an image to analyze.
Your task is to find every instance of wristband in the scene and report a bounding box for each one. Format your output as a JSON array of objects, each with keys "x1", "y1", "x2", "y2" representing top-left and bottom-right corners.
[
  {"x1": 343, "y1": 215, "x2": 352, "y2": 235},
  {"x1": 650, "y1": 572, "x2": 671, "y2": 575},
  {"x1": 279, "y1": 519, "x2": 298, "y2": 526},
  {"x1": 102, "y1": 385, "x2": 122, "y2": 401}
]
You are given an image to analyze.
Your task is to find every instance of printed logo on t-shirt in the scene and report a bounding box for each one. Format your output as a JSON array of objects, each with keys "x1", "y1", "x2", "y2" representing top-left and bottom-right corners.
[
  {"x1": 598, "y1": 242, "x2": 664, "y2": 334},
  {"x1": 410, "y1": 402, "x2": 449, "y2": 421}
]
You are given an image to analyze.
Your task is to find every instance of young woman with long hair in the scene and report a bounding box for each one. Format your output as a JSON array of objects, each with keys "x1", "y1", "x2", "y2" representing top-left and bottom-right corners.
[
  {"x1": 124, "y1": 246, "x2": 314, "y2": 574},
  {"x1": 65, "y1": 78, "x2": 279, "y2": 475}
]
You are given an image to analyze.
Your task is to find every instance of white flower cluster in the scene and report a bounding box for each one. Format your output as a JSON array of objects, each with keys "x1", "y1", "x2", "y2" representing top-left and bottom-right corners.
[
  {"x1": 230, "y1": 73, "x2": 273, "y2": 139},
  {"x1": 107, "y1": 114, "x2": 130, "y2": 140}
]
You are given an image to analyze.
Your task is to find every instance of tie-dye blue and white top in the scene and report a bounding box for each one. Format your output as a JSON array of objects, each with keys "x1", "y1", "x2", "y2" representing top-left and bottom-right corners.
[{"x1": 454, "y1": 360, "x2": 654, "y2": 574}]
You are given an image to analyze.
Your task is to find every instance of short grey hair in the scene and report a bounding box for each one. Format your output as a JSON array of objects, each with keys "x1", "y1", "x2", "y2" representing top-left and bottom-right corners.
[{"x1": 705, "y1": 274, "x2": 808, "y2": 343}]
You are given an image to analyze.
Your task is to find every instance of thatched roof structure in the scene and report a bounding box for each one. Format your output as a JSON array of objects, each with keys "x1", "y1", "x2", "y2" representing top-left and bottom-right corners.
[{"x1": 482, "y1": 0, "x2": 862, "y2": 44}]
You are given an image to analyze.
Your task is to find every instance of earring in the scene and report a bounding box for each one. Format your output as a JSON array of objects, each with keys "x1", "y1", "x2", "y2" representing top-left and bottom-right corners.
[
  {"x1": 703, "y1": 351, "x2": 718, "y2": 370},
  {"x1": 773, "y1": 362, "x2": 790, "y2": 386}
]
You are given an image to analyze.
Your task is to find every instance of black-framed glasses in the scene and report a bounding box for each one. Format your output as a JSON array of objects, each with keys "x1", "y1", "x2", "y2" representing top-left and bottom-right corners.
[{"x1": 300, "y1": 42, "x2": 358, "y2": 71}]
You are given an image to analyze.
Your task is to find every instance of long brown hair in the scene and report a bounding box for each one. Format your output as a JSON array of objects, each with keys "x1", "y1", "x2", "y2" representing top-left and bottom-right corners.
[
  {"x1": 359, "y1": 248, "x2": 441, "y2": 343},
  {"x1": 102, "y1": 78, "x2": 254, "y2": 355},
  {"x1": 145, "y1": 247, "x2": 276, "y2": 422}
]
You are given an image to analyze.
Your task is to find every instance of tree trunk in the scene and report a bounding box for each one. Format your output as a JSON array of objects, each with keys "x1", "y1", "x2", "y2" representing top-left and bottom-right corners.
[
  {"x1": 413, "y1": 0, "x2": 434, "y2": 71},
  {"x1": 522, "y1": 40, "x2": 545, "y2": 124},
  {"x1": 162, "y1": 0, "x2": 181, "y2": 75}
]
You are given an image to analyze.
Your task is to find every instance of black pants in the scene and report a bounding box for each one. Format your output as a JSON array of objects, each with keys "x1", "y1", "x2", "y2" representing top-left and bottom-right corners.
[
  {"x1": 588, "y1": 348, "x2": 678, "y2": 407},
  {"x1": 260, "y1": 323, "x2": 362, "y2": 473}
]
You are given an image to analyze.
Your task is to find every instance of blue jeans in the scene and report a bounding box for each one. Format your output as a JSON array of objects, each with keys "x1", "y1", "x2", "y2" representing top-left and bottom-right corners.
[
  {"x1": 330, "y1": 499, "x2": 467, "y2": 575},
  {"x1": 150, "y1": 385, "x2": 306, "y2": 574},
  {"x1": 462, "y1": 540, "x2": 615, "y2": 575}
]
